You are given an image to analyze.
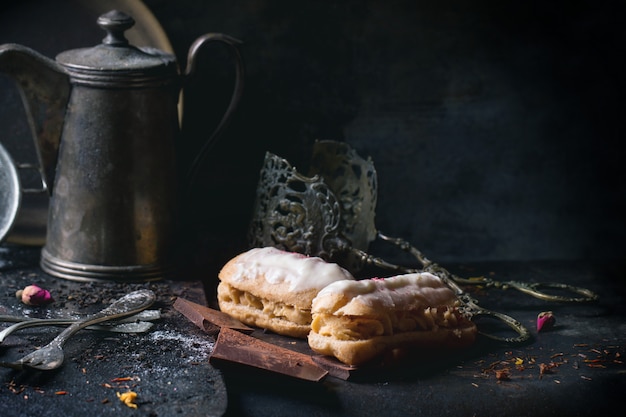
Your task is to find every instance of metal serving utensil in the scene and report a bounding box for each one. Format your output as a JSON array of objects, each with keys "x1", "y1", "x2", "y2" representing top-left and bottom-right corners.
[
  {"x1": 248, "y1": 141, "x2": 599, "y2": 343},
  {"x1": 0, "y1": 310, "x2": 160, "y2": 344},
  {"x1": 376, "y1": 232, "x2": 599, "y2": 303},
  {"x1": 0, "y1": 289, "x2": 155, "y2": 371}
]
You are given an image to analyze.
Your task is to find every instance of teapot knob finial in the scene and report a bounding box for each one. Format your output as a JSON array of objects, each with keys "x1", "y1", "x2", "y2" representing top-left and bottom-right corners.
[{"x1": 97, "y1": 10, "x2": 135, "y2": 46}]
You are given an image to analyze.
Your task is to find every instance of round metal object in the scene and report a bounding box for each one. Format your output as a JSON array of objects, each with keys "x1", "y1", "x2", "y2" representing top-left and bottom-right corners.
[
  {"x1": 0, "y1": 0, "x2": 176, "y2": 247},
  {"x1": 0, "y1": 142, "x2": 21, "y2": 244}
]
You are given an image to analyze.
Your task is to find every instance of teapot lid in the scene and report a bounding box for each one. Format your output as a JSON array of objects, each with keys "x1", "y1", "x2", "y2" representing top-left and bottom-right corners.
[{"x1": 55, "y1": 10, "x2": 177, "y2": 85}]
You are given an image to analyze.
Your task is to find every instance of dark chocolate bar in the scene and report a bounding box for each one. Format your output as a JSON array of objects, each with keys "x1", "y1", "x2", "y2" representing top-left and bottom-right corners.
[
  {"x1": 173, "y1": 297, "x2": 254, "y2": 335},
  {"x1": 210, "y1": 328, "x2": 328, "y2": 382}
]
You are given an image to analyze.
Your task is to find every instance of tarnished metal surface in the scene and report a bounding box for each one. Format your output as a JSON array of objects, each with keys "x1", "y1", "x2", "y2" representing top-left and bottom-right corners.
[
  {"x1": 0, "y1": 143, "x2": 20, "y2": 244},
  {"x1": 0, "y1": 44, "x2": 70, "y2": 196},
  {"x1": 0, "y1": 0, "x2": 178, "y2": 248},
  {"x1": 309, "y1": 140, "x2": 378, "y2": 252},
  {"x1": 0, "y1": 9, "x2": 244, "y2": 282},
  {"x1": 2, "y1": 290, "x2": 155, "y2": 371}
]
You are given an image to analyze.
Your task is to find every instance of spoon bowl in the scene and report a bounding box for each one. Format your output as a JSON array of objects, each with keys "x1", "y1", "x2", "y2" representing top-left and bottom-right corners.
[{"x1": 1, "y1": 289, "x2": 155, "y2": 371}]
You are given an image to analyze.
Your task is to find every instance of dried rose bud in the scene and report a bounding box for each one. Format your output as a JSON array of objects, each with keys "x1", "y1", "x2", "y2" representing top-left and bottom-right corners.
[
  {"x1": 537, "y1": 311, "x2": 555, "y2": 332},
  {"x1": 15, "y1": 284, "x2": 54, "y2": 306},
  {"x1": 495, "y1": 368, "x2": 511, "y2": 381}
]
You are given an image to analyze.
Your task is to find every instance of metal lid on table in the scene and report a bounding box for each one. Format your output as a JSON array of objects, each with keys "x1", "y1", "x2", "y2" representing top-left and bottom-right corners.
[{"x1": 0, "y1": 142, "x2": 21, "y2": 244}]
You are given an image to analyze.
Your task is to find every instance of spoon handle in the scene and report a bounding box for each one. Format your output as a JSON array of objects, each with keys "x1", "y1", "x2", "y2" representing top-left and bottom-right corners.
[
  {"x1": 0, "y1": 313, "x2": 159, "y2": 343},
  {"x1": 49, "y1": 289, "x2": 155, "y2": 348},
  {"x1": 0, "y1": 309, "x2": 160, "y2": 324}
]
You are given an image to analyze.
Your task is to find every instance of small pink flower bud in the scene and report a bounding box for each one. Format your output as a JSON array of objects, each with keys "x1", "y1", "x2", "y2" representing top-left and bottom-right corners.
[
  {"x1": 15, "y1": 284, "x2": 54, "y2": 306},
  {"x1": 537, "y1": 311, "x2": 555, "y2": 332}
]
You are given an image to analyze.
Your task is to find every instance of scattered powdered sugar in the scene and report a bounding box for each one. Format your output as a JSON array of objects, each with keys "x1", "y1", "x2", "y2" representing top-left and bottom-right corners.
[
  {"x1": 148, "y1": 329, "x2": 215, "y2": 364},
  {"x1": 111, "y1": 328, "x2": 223, "y2": 396}
]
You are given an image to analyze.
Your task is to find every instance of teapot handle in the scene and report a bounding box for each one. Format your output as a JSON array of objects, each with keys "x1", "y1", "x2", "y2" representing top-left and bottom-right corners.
[{"x1": 183, "y1": 33, "x2": 245, "y2": 188}]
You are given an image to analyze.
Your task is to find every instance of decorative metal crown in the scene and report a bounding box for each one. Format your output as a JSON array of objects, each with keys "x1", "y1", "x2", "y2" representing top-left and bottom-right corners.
[
  {"x1": 247, "y1": 142, "x2": 596, "y2": 344},
  {"x1": 248, "y1": 140, "x2": 379, "y2": 273}
]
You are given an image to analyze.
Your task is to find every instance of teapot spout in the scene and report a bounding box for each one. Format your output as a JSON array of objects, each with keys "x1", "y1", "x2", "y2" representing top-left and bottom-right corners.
[{"x1": 0, "y1": 43, "x2": 70, "y2": 194}]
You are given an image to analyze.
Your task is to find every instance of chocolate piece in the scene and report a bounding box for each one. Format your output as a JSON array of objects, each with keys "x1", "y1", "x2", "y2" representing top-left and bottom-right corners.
[
  {"x1": 210, "y1": 328, "x2": 328, "y2": 382},
  {"x1": 173, "y1": 297, "x2": 253, "y2": 335},
  {"x1": 311, "y1": 355, "x2": 358, "y2": 380}
]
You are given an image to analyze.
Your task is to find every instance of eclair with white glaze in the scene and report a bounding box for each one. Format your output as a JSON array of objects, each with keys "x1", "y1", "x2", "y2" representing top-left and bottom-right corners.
[
  {"x1": 308, "y1": 273, "x2": 477, "y2": 365},
  {"x1": 217, "y1": 247, "x2": 355, "y2": 338}
]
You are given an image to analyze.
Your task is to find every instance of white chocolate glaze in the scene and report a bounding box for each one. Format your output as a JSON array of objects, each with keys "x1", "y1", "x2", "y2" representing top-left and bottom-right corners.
[
  {"x1": 229, "y1": 247, "x2": 354, "y2": 292},
  {"x1": 313, "y1": 272, "x2": 458, "y2": 314}
]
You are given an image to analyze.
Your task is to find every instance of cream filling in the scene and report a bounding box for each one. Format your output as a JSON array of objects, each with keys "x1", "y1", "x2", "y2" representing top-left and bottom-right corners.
[
  {"x1": 311, "y1": 305, "x2": 464, "y2": 341},
  {"x1": 219, "y1": 283, "x2": 311, "y2": 325}
]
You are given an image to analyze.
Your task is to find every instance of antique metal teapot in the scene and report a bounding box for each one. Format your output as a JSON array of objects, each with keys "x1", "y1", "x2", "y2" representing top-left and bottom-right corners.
[{"x1": 0, "y1": 10, "x2": 244, "y2": 282}]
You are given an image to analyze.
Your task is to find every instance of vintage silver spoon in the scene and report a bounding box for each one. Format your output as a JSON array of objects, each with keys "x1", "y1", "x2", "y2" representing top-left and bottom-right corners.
[
  {"x1": 0, "y1": 310, "x2": 160, "y2": 343},
  {"x1": 0, "y1": 289, "x2": 156, "y2": 371}
]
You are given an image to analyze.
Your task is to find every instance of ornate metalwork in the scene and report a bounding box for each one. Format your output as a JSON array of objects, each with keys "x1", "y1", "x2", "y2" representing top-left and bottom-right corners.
[
  {"x1": 248, "y1": 140, "x2": 598, "y2": 344},
  {"x1": 308, "y1": 140, "x2": 378, "y2": 252},
  {"x1": 248, "y1": 151, "x2": 348, "y2": 263}
]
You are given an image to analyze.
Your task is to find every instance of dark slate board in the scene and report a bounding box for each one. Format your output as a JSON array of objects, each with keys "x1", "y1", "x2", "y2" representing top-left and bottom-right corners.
[{"x1": 0, "y1": 245, "x2": 226, "y2": 417}]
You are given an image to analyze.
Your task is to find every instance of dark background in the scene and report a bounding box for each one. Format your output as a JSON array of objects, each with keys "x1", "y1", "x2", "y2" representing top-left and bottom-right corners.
[
  {"x1": 143, "y1": 0, "x2": 626, "y2": 265},
  {"x1": 2, "y1": 0, "x2": 625, "y2": 280},
  {"x1": 1, "y1": 5, "x2": 624, "y2": 416}
]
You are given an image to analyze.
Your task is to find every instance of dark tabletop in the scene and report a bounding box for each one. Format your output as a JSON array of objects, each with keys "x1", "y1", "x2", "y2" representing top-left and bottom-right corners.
[
  {"x1": 1, "y1": 245, "x2": 625, "y2": 417},
  {"x1": 220, "y1": 259, "x2": 626, "y2": 417},
  {"x1": 0, "y1": 245, "x2": 227, "y2": 417}
]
